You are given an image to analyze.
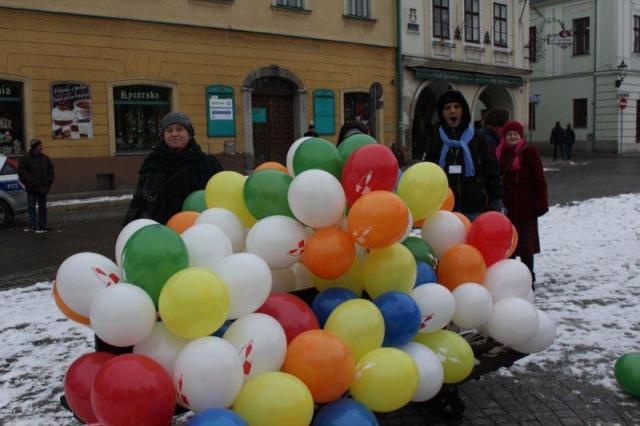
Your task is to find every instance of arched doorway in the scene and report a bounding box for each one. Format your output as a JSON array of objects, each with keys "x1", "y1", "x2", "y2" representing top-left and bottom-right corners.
[
  {"x1": 472, "y1": 85, "x2": 515, "y2": 125},
  {"x1": 410, "y1": 81, "x2": 451, "y2": 160}
]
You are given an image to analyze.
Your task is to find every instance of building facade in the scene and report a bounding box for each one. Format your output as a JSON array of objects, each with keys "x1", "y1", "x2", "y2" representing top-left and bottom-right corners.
[
  {"x1": 0, "y1": 0, "x2": 397, "y2": 193},
  {"x1": 529, "y1": 0, "x2": 640, "y2": 153},
  {"x1": 398, "y1": 0, "x2": 531, "y2": 159}
]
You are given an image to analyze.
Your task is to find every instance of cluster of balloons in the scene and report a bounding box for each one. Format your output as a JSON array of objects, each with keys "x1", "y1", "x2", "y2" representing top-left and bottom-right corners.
[{"x1": 55, "y1": 134, "x2": 557, "y2": 426}]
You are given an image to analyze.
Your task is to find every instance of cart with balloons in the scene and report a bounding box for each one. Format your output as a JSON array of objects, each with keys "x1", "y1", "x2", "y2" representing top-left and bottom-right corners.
[{"x1": 55, "y1": 133, "x2": 557, "y2": 426}]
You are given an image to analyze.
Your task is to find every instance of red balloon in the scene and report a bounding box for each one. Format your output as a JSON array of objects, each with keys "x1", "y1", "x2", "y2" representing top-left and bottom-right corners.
[
  {"x1": 256, "y1": 293, "x2": 320, "y2": 343},
  {"x1": 91, "y1": 354, "x2": 176, "y2": 426},
  {"x1": 341, "y1": 144, "x2": 399, "y2": 206},
  {"x1": 64, "y1": 352, "x2": 116, "y2": 424},
  {"x1": 466, "y1": 211, "x2": 513, "y2": 267}
]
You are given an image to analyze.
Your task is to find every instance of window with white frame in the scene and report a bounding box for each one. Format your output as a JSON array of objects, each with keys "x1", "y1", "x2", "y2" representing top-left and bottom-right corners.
[
  {"x1": 276, "y1": 0, "x2": 304, "y2": 8},
  {"x1": 493, "y1": 3, "x2": 508, "y2": 48},
  {"x1": 464, "y1": 0, "x2": 480, "y2": 43},
  {"x1": 346, "y1": 0, "x2": 370, "y2": 18},
  {"x1": 433, "y1": 0, "x2": 450, "y2": 39}
]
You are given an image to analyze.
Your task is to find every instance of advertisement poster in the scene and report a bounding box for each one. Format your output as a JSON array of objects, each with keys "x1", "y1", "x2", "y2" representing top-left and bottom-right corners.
[{"x1": 50, "y1": 82, "x2": 93, "y2": 139}]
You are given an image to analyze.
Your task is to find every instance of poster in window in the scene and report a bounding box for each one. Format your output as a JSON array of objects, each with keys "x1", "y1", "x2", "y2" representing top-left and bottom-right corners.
[
  {"x1": 206, "y1": 85, "x2": 236, "y2": 137},
  {"x1": 50, "y1": 81, "x2": 93, "y2": 139}
]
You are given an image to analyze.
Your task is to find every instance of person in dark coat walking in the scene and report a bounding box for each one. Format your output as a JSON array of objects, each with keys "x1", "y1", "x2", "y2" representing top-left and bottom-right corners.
[
  {"x1": 425, "y1": 90, "x2": 503, "y2": 220},
  {"x1": 497, "y1": 120, "x2": 548, "y2": 287},
  {"x1": 563, "y1": 123, "x2": 575, "y2": 161},
  {"x1": 17, "y1": 139, "x2": 55, "y2": 232},
  {"x1": 550, "y1": 121, "x2": 565, "y2": 161},
  {"x1": 122, "y1": 112, "x2": 223, "y2": 227},
  {"x1": 478, "y1": 107, "x2": 510, "y2": 158}
]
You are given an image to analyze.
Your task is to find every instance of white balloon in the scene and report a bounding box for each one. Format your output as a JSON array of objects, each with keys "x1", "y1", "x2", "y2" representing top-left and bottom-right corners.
[
  {"x1": 288, "y1": 170, "x2": 346, "y2": 228},
  {"x1": 420, "y1": 211, "x2": 466, "y2": 258},
  {"x1": 286, "y1": 136, "x2": 311, "y2": 176},
  {"x1": 525, "y1": 289, "x2": 535, "y2": 304},
  {"x1": 115, "y1": 219, "x2": 157, "y2": 266},
  {"x1": 270, "y1": 267, "x2": 297, "y2": 293},
  {"x1": 401, "y1": 342, "x2": 444, "y2": 402},
  {"x1": 511, "y1": 310, "x2": 556, "y2": 353},
  {"x1": 223, "y1": 313, "x2": 287, "y2": 381},
  {"x1": 195, "y1": 208, "x2": 245, "y2": 252},
  {"x1": 89, "y1": 283, "x2": 156, "y2": 347},
  {"x1": 182, "y1": 224, "x2": 232, "y2": 269},
  {"x1": 213, "y1": 253, "x2": 272, "y2": 319},
  {"x1": 56, "y1": 252, "x2": 121, "y2": 318},
  {"x1": 485, "y1": 297, "x2": 539, "y2": 346},
  {"x1": 292, "y1": 263, "x2": 314, "y2": 290},
  {"x1": 452, "y1": 283, "x2": 494, "y2": 329},
  {"x1": 246, "y1": 215, "x2": 307, "y2": 270},
  {"x1": 134, "y1": 322, "x2": 189, "y2": 375},
  {"x1": 411, "y1": 284, "x2": 456, "y2": 334},
  {"x1": 173, "y1": 336, "x2": 243, "y2": 412},
  {"x1": 483, "y1": 259, "x2": 532, "y2": 302}
]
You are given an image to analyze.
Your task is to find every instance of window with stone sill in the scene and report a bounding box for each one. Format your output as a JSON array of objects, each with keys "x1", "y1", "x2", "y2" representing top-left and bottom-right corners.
[
  {"x1": 346, "y1": 0, "x2": 371, "y2": 19},
  {"x1": 275, "y1": 0, "x2": 304, "y2": 8},
  {"x1": 433, "y1": 0, "x2": 450, "y2": 40},
  {"x1": 493, "y1": 2, "x2": 508, "y2": 48}
]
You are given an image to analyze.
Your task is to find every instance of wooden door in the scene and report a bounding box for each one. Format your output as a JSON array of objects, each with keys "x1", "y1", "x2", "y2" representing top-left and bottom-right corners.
[{"x1": 252, "y1": 95, "x2": 294, "y2": 165}]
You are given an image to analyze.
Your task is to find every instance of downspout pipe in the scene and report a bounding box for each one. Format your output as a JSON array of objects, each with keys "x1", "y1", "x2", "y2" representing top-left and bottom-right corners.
[
  {"x1": 592, "y1": 0, "x2": 597, "y2": 152},
  {"x1": 396, "y1": 0, "x2": 405, "y2": 150}
]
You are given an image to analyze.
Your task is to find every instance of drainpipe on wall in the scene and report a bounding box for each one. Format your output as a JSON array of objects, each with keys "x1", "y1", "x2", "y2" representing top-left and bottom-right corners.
[
  {"x1": 592, "y1": 0, "x2": 598, "y2": 152},
  {"x1": 396, "y1": 0, "x2": 405, "y2": 150}
]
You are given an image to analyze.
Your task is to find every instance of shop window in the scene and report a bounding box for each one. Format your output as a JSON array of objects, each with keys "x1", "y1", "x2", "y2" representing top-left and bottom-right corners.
[
  {"x1": 113, "y1": 85, "x2": 171, "y2": 153},
  {"x1": 344, "y1": 92, "x2": 370, "y2": 132},
  {"x1": 0, "y1": 80, "x2": 25, "y2": 156}
]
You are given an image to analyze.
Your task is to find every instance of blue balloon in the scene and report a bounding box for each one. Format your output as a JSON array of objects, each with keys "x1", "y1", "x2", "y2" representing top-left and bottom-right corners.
[
  {"x1": 312, "y1": 287, "x2": 358, "y2": 327},
  {"x1": 212, "y1": 319, "x2": 234, "y2": 338},
  {"x1": 188, "y1": 408, "x2": 247, "y2": 426},
  {"x1": 373, "y1": 291, "x2": 421, "y2": 347},
  {"x1": 414, "y1": 261, "x2": 437, "y2": 287},
  {"x1": 313, "y1": 398, "x2": 378, "y2": 426}
]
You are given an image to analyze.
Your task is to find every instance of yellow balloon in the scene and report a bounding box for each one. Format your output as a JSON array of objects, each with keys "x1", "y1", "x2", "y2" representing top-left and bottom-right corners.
[
  {"x1": 312, "y1": 257, "x2": 364, "y2": 295},
  {"x1": 414, "y1": 330, "x2": 474, "y2": 384},
  {"x1": 232, "y1": 372, "x2": 314, "y2": 426},
  {"x1": 158, "y1": 267, "x2": 229, "y2": 339},
  {"x1": 204, "y1": 171, "x2": 256, "y2": 227},
  {"x1": 397, "y1": 162, "x2": 448, "y2": 221},
  {"x1": 363, "y1": 243, "x2": 416, "y2": 298},
  {"x1": 350, "y1": 348, "x2": 418, "y2": 412},
  {"x1": 324, "y1": 299, "x2": 384, "y2": 360}
]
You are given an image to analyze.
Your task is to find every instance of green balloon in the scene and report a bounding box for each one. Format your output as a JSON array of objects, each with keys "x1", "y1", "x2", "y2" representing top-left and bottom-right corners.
[
  {"x1": 122, "y1": 224, "x2": 189, "y2": 307},
  {"x1": 338, "y1": 133, "x2": 377, "y2": 166},
  {"x1": 243, "y1": 169, "x2": 293, "y2": 219},
  {"x1": 615, "y1": 353, "x2": 640, "y2": 397},
  {"x1": 182, "y1": 190, "x2": 207, "y2": 213},
  {"x1": 292, "y1": 138, "x2": 341, "y2": 179},
  {"x1": 402, "y1": 236, "x2": 437, "y2": 268}
]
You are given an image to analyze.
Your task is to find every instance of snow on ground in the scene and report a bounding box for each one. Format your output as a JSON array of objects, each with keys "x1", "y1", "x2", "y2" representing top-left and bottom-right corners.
[
  {"x1": 1, "y1": 193, "x2": 639, "y2": 424},
  {"x1": 49, "y1": 194, "x2": 132, "y2": 207}
]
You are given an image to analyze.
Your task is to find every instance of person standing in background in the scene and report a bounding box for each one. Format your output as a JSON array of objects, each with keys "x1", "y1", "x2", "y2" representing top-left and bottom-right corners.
[
  {"x1": 18, "y1": 139, "x2": 55, "y2": 233},
  {"x1": 478, "y1": 107, "x2": 510, "y2": 158},
  {"x1": 564, "y1": 123, "x2": 575, "y2": 161},
  {"x1": 550, "y1": 121, "x2": 564, "y2": 161}
]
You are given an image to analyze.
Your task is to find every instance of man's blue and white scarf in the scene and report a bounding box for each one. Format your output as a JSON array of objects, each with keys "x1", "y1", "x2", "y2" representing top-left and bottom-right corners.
[{"x1": 438, "y1": 125, "x2": 476, "y2": 177}]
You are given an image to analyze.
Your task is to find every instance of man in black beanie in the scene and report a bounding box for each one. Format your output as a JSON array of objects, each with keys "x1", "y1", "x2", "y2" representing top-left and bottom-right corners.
[
  {"x1": 425, "y1": 89, "x2": 502, "y2": 220},
  {"x1": 18, "y1": 138, "x2": 55, "y2": 232}
]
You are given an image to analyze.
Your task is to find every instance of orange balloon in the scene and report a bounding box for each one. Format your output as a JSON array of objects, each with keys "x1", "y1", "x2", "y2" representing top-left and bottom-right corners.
[
  {"x1": 347, "y1": 191, "x2": 408, "y2": 249},
  {"x1": 506, "y1": 225, "x2": 519, "y2": 258},
  {"x1": 302, "y1": 227, "x2": 355, "y2": 279},
  {"x1": 166, "y1": 211, "x2": 199, "y2": 234},
  {"x1": 282, "y1": 329, "x2": 355, "y2": 403},
  {"x1": 255, "y1": 161, "x2": 289, "y2": 174},
  {"x1": 52, "y1": 281, "x2": 90, "y2": 325},
  {"x1": 413, "y1": 218, "x2": 425, "y2": 228},
  {"x1": 440, "y1": 188, "x2": 455, "y2": 211},
  {"x1": 453, "y1": 212, "x2": 471, "y2": 232},
  {"x1": 437, "y1": 244, "x2": 487, "y2": 291}
]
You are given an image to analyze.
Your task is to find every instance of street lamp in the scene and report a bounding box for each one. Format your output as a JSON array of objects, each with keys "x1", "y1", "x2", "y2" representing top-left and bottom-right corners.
[{"x1": 615, "y1": 60, "x2": 628, "y2": 88}]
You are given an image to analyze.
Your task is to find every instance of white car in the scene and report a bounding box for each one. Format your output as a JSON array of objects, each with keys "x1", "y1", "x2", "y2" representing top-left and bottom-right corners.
[{"x1": 0, "y1": 154, "x2": 27, "y2": 227}]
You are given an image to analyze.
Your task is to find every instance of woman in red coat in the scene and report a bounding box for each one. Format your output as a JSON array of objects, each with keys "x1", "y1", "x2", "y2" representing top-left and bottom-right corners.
[{"x1": 496, "y1": 121, "x2": 548, "y2": 288}]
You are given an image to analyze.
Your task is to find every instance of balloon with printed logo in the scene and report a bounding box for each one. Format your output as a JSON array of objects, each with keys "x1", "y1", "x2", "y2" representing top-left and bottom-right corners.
[
  {"x1": 182, "y1": 224, "x2": 232, "y2": 269},
  {"x1": 440, "y1": 188, "x2": 454, "y2": 211},
  {"x1": 255, "y1": 161, "x2": 288, "y2": 174},
  {"x1": 341, "y1": 144, "x2": 399, "y2": 206},
  {"x1": 451, "y1": 283, "x2": 493, "y2": 329},
  {"x1": 466, "y1": 211, "x2": 514, "y2": 266},
  {"x1": 283, "y1": 329, "x2": 356, "y2": 403},
  {"x1": 324, "y1": 299, "x2": 384, "y2": 360},
  {"x1": 182, "y1": 189, "x2": 208, "y2": 213},
  {"x1": 256, "y1": 293, "x2": 319, "y2": 343},
  {"x1": 246, "y1": 215, "x2": 308, "y2": 270},
  {"x1": 511, "y1": 309, "x2": 557, "y2": 354},
  {"x1": 91, "y1": 354, "x2": 175, "y2": 426},
  {"x1": 400, "y1": 342, "x2": 444, "y2": 402},
  {"x1": 56, "y1": 252, "x2": 121, "y2": 319},
  {"x1": 396, "y1": 162, "x2": 448, "y2": 221},
  {"x1": 483, "y1": 258, "x2": 533, "y2": 302},
  {"x1": 205, "y1": 171, "x2": 256, "y2": 227},
  {"x1": 173, "y1": 337, "x2": 244, "y2": 412},
  {"x1": 244, "y1": 169, "x2": 294, "y2": 219},
  {"x1": 312, "y1": 257, "x2": 364, "y2": 296},
  {"x1": 411, "y1": 283, "x2": 456, "y2": 334},
  {"x1": 311, "y1": 287, "x2": 358, "y2": 327},
  {"x1": 374, "y1": 291, "x2": 421, "y2": 347},
  {"x1": 166, "y1": 211, "x2": 199, "y2": 234},
  {"x1": 420, "y1": 211, "x2": 466, "y2": 258},
  {"x1": 313, "y1": 398, "x2": 378, "y2": 426},
  {"x1": 350, "y1": 348, "x2": 419, "y2": 412},
  {"x1": 348, "y1": 191, "x2": 408, "y2": 249},
  {"x1": 437, "y1": 244, "x2": 486, "y2": 291},
  {"x1": 293, "y1": 137, "x2": 342, "y2": 179},
  {"x1": 188, "y1": 409, "x2": 247, "y2": 426},
  {"x1": 302, "y1": 227, "x2": 355, "y2": 279},
  {"x1": 415, "y1": 261, "x2": 437, "y2": 287},
  {"x1": 133, "y1": 322, "x2": 189, "y2": 376},
  {"x1": 223, "y1": 313, "x2": 287, "y2": 381},
  {"x1": 159, "y1": 268, "x2": 229, "y2": 339},
  {"x1": 288, "y1": 169, "x2": 346, "y2": 228},
  {"x1": 414, "y1": 330, "x2": 474, "y2": 384},
  {"x1": 485, "y1": 297, "x2": 539, "y2": 346},
  {"x1": 402, "y1": 236, "x2": 437, "y2": 268},
  {"x1": 286, "y1": 136, "x2": 311, "y2": 176},
  {"x1": 196, "y1": 208, "x2": 246, "y2": 252},
  {"x1": 363, "y1": 243, "x2": 417, "y2": 298},
  {"x1": 338, "y1": 133, "x2": 377, "y2": 166},
  {"x1": 64, "y1": 352, "x2": 116, "y2": 424},
  {"x1": 232, "y1": 372, "x2": 314, "y2": 426},
  {"x1": 115, "y1": 219, "x2": 157, "y2": 266}
]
